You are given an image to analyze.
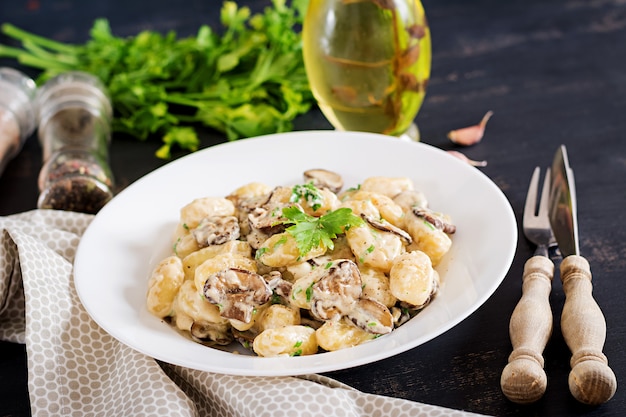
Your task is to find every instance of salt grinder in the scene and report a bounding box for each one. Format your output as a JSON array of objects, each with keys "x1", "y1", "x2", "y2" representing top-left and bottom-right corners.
[
  {"x1": 36, "y1": 71, "x2": 114, "y2": 214},
  {"x1": 0, "y1": 67, "x2": 37, "y2": 177}
]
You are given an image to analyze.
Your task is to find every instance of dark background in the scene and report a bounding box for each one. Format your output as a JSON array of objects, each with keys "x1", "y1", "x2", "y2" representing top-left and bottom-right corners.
[{"x1": 1, "y1": 1, "x2": 626, "y2": 416}]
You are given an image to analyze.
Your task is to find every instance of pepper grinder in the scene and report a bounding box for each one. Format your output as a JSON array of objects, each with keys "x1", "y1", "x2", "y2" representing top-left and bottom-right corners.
[
  {"x1": 0, "y1": 67, "x2": 37, "y2": 177},
  {"x1": 36, "y1": 71, "x2": 115, "y2": 214}
]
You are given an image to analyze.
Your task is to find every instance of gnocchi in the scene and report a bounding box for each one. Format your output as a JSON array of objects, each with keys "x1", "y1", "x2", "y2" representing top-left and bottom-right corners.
[
  {"x1": 146, "y1": 170, "x2": 456, "y2": 357},
  {"x1": 147, "y1": 256, "x2": 184, "y2": 318},
  {"x1": 253, "y1": 325, "x2": 317, "y2": 357}
]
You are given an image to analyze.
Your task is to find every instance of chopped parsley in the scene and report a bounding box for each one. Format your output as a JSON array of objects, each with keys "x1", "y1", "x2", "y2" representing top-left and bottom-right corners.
[
  {"x1": 271, "y1": 293, "x2": 282, "y2": 304},
  {"x1": 423, "y1": 219, "x2": 436, "y2": 231},
  {"x1": 291, "y1": 182, "x2": 323, "y2": 211},
  {"x1": 273, "y1": 236, "x2": 288, "y2": 247},
  {"x1": 255, "y1": 247, "x2": 269, "y2": 259},
  {"x1": 305, "y1": 282, "x2": 315, "y2": 303},
  {"x1": 291, "y1": 340, "x2": 302, "y2": 356}
]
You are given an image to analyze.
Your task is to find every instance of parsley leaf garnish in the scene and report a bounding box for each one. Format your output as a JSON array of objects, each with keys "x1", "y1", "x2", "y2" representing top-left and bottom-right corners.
[{"x1": 280, "y1": 206, "x2": 364, "y2": 256}]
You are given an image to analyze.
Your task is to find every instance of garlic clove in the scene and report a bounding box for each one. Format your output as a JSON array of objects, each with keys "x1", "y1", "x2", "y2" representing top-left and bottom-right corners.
[
  {"x1": 447, "y1": 150, "x2": 488, "y2": 167},
  {"x1": 447, "y1": 110, "x2": 493, "y2": 146}
]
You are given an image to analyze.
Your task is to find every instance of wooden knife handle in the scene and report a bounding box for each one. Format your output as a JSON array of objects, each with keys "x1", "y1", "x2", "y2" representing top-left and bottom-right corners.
[
  {"x1": 501, "y1": 255, "x2": 554, "y2": 404},
  {"x1": 560, "y1": 255, "x2": 617, "y2": 405}
]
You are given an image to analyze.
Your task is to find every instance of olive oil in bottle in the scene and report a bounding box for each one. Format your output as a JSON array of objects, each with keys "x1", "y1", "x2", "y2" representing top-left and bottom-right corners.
[{"x1": 303, "y1": 0, "x2": 431, "y2": 139}]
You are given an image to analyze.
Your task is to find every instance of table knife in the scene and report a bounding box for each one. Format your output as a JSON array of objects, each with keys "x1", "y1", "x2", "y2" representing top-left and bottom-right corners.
[{"x1": 549, "y1": 144, "x2": 617, "y2": 405}]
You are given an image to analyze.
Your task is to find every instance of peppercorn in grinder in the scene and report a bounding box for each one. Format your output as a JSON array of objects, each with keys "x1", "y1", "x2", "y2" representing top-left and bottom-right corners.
[{"x1": 36, "y1": 71, "x2": 114, "y2": 214}]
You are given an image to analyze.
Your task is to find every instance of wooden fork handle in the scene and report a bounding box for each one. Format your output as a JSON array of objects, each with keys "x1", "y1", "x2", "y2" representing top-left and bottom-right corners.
[
  {"x1": 560, "y1": 255, "x2": 617, "y2": 405},
  {"x1": 501, "y1": 255, "x2": 554, "y2": 404}
]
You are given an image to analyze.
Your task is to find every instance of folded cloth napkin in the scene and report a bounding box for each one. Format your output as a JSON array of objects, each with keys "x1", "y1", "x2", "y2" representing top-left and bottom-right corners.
[{"x1": 0, "y1": 210, "x2": 488, "y2": 417}]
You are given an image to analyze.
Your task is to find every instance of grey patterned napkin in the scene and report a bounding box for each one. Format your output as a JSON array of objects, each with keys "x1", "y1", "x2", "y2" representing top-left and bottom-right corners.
[{"x1": 0, "y1": 210, "x2": 487, "y2": 417}]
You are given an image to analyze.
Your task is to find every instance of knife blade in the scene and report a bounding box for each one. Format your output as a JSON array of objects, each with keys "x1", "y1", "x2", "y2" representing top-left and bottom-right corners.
[
  {"x1": 549, "y1": 146, "x2": 579, "y2": 257},
  {"x1": 549, "y1": 145, "x2": 617, "y2": 405}
]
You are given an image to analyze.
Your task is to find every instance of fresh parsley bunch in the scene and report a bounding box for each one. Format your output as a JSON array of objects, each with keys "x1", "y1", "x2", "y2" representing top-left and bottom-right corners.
[{"x1": 0, "y1": 0, "x2": 313, "y2": 158}]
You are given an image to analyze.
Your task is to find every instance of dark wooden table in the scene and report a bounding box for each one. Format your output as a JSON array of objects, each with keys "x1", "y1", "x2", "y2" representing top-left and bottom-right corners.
[{"x1": 1, "y1": 0, "x2": 625, "y2": 416}]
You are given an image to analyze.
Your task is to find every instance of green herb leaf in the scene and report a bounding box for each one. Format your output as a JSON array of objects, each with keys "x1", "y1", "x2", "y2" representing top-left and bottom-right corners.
[{"x1": 281, "y1": 206, "x2": 364, "y2": 256}]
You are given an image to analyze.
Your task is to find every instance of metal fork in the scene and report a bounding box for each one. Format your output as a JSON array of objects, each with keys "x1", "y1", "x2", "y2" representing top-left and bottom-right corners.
[
  {"x1": 500, "y1": 167, "x2": 556, "y2": 404},
  {"x1": 523, "y1": 167, "x2": 557, "y2": 258}
]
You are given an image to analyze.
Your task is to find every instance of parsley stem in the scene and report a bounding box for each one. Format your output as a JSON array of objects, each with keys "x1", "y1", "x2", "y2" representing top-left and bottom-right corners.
[
  {"x1": 0, "y1": 44, "x2": 24, "y2": 59},
  {"x1": 17, "y1": 54, "x2": 73, "y2": 72},
  {"x1": 2, "y1": 23, "x2": 81, "y2": 54},
  {"x1": 22, "y1": 40, "x2": 80, "y2": 66}
]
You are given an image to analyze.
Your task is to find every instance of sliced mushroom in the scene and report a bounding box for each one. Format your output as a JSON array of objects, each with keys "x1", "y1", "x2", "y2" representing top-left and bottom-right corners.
[
  {"x1": 234, "y1": 187, "x2": 287, "y2": 238},
  {"x1": 247, "y1": 206, "x2": 287, "y2": 234},
  {"x1": 233, "y1": 197, "x2": 264, "y2": 236},
  {"x1": 299, "y1": 315, "x2": 325, "y2": 330},
  {"x1": 190, "y1": 321, "x2": 233, "y2": 346},
  {"x1": 231, "y1": 327, "x2": 259, "y2": 350},
  {"x1": 360, "y1": 213, "x2": 412, "y2": 245},
  {"x1": 303, "y1": 169, "x2": 344, "y2": 194},
  {"x1": 412, "y1": 207, "x2": 457, "y2": 234},
  {"x1": 246, "y1": 204, "x2": 286, "y2": 250},
  {"x1": 246, "y1": 228, "x2": 272, "y2": 250},
  {"x1": 310, "y1": 259, "x2": 362, "y2": 321},
  {"x1": 391, "y1": 306, "x2": 412, "y2": 327},
  {"x1": 263, "y1": 270, "x2": 293, "y2": 301},
  {"x1": 347, "y1": 298, "x2": 394, "y2": 335},
  {"x1": 192, "y1": 216, "x2": 240, "y2": 247},
  {"x1": 202, "y1": 268, "x2": 272, "y2": 323},
  {"x1": 244, "y1": 191, "x2": 294, "y2": 249}
]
